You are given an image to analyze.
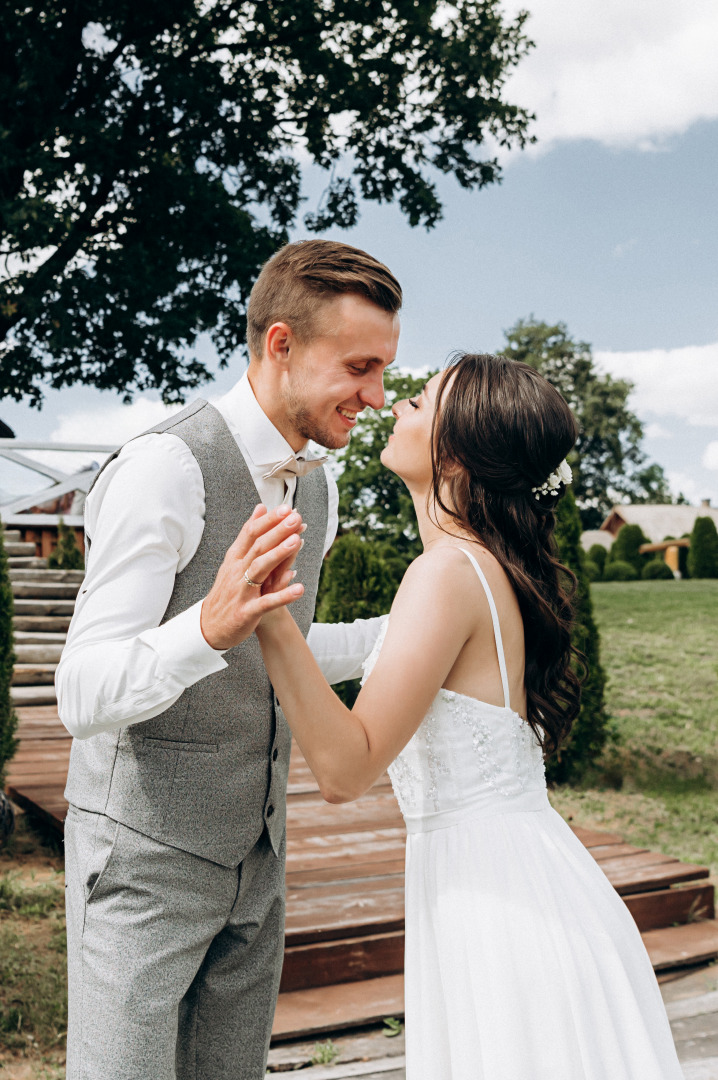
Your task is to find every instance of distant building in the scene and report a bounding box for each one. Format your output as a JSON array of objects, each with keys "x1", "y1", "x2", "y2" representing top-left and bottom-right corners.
[
  {"x1": 600, "y1": 500, "x2": 718, "y2": 543},
  {"x1": 580, "y1": 529, "x2": 613, "y2": 552}
]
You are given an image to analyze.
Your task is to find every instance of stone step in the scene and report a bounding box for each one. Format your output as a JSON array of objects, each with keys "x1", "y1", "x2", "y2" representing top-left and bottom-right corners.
[
  {"x1": 2, "y1": 530, "x2": 21, "y2": 542},
  {"x1": 12, "y1": 663, "x2": 58, "y2": 686},
  {"x1": 7, "y1": 556, "x2": 48, "y2": 569},
  {"x1": 9, "y1": 568, "x2": 85, "y2": 583},
  {"x1": 12, "y1": 615, "x2": 72, "y2": 633},
  {"x1": 14, "y1": 644, "x2": 65, "y2": 664},
  {"x1": 4, "y1": 542, "x2": 37, "y2": 556},
  {"x1": 12, "y1": 581, "x2": 81, "y2": 600},
  {"x1": 12, "y1": 598, "x2": 76, "y2": 616},
  {"x1": 11, "y1": 685, "x2": 58, "y2": 706}
]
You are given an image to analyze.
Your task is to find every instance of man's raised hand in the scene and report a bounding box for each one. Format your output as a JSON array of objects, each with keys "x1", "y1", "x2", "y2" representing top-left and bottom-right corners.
[{"x1": 200, "y1": 505, "x2": 305, "y2": 651}]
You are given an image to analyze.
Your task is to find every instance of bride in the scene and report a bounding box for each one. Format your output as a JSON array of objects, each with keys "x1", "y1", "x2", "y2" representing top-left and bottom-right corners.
[{"x1": 250, "y1": 352, "x2": 683, "y2": 1079}]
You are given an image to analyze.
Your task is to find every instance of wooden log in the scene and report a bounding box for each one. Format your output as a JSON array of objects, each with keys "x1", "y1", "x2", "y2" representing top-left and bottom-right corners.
[
  {"x1": 12, "y1": 663, "x2": 58, "y2": 685},
  {"x1": 12, "y1": 599, "x2": 76, "y2": 615},
  {"x1": 12, "y1": 615, "x2": 72, "y2": 632}
]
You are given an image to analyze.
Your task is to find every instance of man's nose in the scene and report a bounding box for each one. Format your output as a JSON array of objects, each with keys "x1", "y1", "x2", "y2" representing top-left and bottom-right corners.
[{"x1": 359, "y1": 368, "x2": 386, "y2": 411}]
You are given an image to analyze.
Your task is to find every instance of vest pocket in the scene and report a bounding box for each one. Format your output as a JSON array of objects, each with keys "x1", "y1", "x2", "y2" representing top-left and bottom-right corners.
[{"x1": 142, "y1": 737, "x2": 218, "y2": 753}]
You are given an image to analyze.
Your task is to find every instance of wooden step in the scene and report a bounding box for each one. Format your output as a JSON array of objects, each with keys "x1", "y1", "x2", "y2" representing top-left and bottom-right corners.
[
  {"x1": 14, "y1": 644, "x2": 65, "y2": 664},
  {"x1": 2, "y1": 529, "x2": 22, "y2": 542},
  {"x1": 642, "y1": 921, "x2": 718, "y2": 971},
  {"x1": 12, "y1": 598, "x2": 76, "y2": 616},
  {"x1": 14, "y1": 631, "x2": 68, "y2": 645},
  {"x1": 602, "y1": 854, "x2": 710, "y2": 895},
  {"x1": 4, "y1": 541, "x2": 37, "y2": 556},
  {"x1": 9, "y1": 568, "x2": 84, "y2": 582},
  {"x1": 7, "y1": 556, "x2": 48, "y2": 569},
  {"x1": 272, "y1": 975, "x2": 405, "y2": 1043},
  {"x1": 625, "y1": 885, "x2": 715, "y2": 932},
  {"x1": 281, "y1": 931, "x2": 404, "y2": 993},
  {"x1": 12, "y1": 615, "x2": 72, "y2": 632},
  {"x1": 12, "y1": 663, "x2": 57, "y2": 685},
  {"x1": 286, "y1": 877, "x2": 405, "y2": 945},
  {"x1": 12, "y1": 581, "x2": 81, "y2": 599},
  {"x1": 11, "y1": 685, "x2": 57, "y2": 706}
]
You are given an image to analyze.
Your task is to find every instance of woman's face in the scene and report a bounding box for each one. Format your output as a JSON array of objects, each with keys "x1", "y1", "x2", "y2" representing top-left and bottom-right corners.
[{"x1": 380, "y1": 370, "x2": 448, "y2": 487}]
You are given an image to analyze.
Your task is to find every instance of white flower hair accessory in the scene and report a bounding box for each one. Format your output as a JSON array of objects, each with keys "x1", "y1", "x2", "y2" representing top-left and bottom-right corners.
[{"x1": 532, "y1": 459, "x2": 572, "y2": 500}]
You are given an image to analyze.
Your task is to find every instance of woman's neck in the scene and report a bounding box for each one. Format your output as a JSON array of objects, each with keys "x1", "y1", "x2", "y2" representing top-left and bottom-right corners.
[{"x1": 410, "y1": 483, "x2": 478, "y2": 551}]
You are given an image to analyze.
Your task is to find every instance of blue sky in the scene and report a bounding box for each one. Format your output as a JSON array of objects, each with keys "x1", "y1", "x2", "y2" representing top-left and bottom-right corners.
[{"x1": 2, "y1": 0, "x2": 718, "y2": 508}]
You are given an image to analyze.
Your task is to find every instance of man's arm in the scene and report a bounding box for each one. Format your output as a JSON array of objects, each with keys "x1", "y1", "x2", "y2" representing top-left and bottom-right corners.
[{"x1": 307, "y1": 617, "x2": 387, "y2": 685}]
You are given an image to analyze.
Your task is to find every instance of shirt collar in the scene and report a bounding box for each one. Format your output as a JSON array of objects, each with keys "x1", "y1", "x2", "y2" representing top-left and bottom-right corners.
[{"x1": 214, "y1": 371, "x2": 310, "y2": 468}]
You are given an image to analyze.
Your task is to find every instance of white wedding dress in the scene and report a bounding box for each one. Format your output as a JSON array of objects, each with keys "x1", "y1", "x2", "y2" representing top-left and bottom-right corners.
[{"x1": 361, "y1": 548, "x2": 684, "y2": 1080}]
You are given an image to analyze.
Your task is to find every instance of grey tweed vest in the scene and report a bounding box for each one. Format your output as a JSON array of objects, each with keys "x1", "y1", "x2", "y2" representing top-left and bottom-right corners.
[{"x1": 64, "y1": 400, "x2": 328, "y2": 867}]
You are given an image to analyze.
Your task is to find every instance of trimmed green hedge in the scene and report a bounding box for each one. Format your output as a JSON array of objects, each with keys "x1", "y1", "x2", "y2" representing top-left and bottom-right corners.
[
  {"x1": 587, "y1": 544, "x2": 607, "y2": 576},
  {"x1": 609, "y1": 523, "x2": 650, "y2": 574},
  {"x1": 641, "y1": 559, "x2": 674, "y2": 580},
  {"x1": 688, "y1": 516, "x2": 718, "y2": 579},
  {"x1": 603, "y1": 559, "x2": 639, "y2": 582}
]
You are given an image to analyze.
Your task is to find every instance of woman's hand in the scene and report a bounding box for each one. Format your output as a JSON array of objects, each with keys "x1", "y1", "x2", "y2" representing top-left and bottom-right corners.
[{"x1": 200, "y1": 504, "x2": 305, "y2": 651}]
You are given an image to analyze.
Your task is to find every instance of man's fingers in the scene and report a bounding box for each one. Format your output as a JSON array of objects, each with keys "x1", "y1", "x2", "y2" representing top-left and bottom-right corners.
[
  {"x1": 255, "y1": 583, "x2": 304, "y2": 613},
  {"x1": 230, "y1": 504, "x2": 296, "y2": 560}
]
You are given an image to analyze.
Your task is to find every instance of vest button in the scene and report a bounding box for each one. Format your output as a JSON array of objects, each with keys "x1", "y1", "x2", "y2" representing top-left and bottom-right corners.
[
  {"x1": 266, "y1": 804, "x2": 275, "y2": 818},
  {"x1": 272, "y1": 748, "x2": 279, "y2": 762}
]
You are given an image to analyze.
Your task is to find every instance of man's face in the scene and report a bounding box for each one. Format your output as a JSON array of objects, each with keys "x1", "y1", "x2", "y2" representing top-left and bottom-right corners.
[{"x1": 282, "y1": 293, "x2": 400, "y2": 450}]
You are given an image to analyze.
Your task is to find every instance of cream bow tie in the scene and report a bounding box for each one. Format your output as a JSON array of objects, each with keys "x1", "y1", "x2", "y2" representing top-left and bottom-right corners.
[{"x1": 263, "y1": 454, "x2": 327, "y2": 482}]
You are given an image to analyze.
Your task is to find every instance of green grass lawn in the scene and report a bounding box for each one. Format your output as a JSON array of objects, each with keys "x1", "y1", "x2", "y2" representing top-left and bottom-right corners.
[{"x1": 549, "y1": 580, "x2": 718, "y2": 881}]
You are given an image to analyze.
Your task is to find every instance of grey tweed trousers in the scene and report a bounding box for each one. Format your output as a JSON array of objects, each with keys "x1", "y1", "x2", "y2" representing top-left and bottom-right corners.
[{"x1": 64, "y1": 805, "x2": 286, "y2": 1080}]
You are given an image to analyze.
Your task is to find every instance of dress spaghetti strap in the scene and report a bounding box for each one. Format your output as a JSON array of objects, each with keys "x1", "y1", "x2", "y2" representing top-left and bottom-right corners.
[{"x1": 457, "y1": 547, "x2": 511, "y2": 710}]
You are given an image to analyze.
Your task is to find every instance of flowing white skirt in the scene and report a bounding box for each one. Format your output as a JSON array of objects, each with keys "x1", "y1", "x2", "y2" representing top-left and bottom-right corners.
[{"x1": 403, "y1": 805, "x2": 684, "y2": 1080}]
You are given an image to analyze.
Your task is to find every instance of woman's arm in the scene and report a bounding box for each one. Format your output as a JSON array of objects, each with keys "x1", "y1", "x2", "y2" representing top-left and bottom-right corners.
[{"x1": 256, "y1": 548, "x2": 478, "y2": 802}]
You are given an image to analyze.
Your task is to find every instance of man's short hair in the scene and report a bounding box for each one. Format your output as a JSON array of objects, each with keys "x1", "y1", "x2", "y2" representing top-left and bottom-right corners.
[{"x1": 246, "y1": 239, "x2": 402, "y2": 360}]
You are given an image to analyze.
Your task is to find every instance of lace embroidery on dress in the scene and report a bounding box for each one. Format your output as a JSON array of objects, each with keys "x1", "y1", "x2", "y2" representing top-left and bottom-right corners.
[
  {"x1": 387, "y1": 752, "x2": 420, "y2": 815},
  {"x1": 440, "y1": 689, "x2": 505, "y2": 794}
]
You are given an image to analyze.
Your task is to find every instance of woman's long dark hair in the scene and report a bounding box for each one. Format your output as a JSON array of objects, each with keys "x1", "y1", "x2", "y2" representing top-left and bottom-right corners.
[{"x1": 430, "y1": 353, "x2": 582, "y2": 756}]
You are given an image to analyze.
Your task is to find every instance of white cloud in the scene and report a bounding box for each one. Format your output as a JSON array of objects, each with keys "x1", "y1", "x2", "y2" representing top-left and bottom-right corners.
[
  {"x1": 703, "y1": 441, "x2": 718, "y2": 471},
  {"x1": 49, "y1": 398, "x2": 213, "y2": 447},
  {"x1": 644, "y1": 423, "x2": 673, "y2": 440},
  {"x1": 594, "y1": 341, "x2": 718, "y2": 426},
  {"x1": 501, "y1": 0, "x2": 718, "y2": 151}
]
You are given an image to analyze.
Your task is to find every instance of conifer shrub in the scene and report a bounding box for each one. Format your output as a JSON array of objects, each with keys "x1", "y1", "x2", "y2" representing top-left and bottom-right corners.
[
  {"x1": 0, "y1": 524, "x2": 19, "y2": 788},
  {"x1": 687, "y1": 516, "x2": 718, "y2": 579},
  {"x1": 610, "y1": 523, "x2": 650, "y2": 574},
  {"x1": 548, "y1": 491, "x2": 611, "y2": 785},
  {"x1": 587, "y1": 544, "x2": 607, "y2": 577},
  {"x1": 47, "y1": 518, "x2": 84, "y2": 570},
  {"x1": 584, "y1": 559, "x2": 601, "y2": 582},
  {"x1": 641, "y1": 558, "x2": 674, "y2": 580},
  {"x1": 603, "y1": 559, "x2": 639, "y2": 581}
]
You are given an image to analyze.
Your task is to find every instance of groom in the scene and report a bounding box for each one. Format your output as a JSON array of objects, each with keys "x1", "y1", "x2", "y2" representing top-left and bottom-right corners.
[{"x1": 56, "y1": 239, "x2": 401, "y2": 1080}]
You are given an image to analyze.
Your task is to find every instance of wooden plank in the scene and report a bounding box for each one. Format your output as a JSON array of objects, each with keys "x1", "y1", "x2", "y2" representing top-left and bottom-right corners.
[
  {"x1": 589, "y1": 843, "x2": 649, "y2": 862},
  {"x1": 280, "y1": 931, "x2": 404, "y2": 992},
  {"x1": 285, "y1": 878, "x2": 405, "y2": 944},
  {"x1": 624, "y1": 884, "x2": 715, "y2": 932},
  {"x1": 642, "y1": 921, "x2": 718, "y2": 971},
  {"x1": 272, "y1": 975, "x2": 405, "y2": 1043},
  {"x1": 608, "y1": 860, "x2": 710, "y2": 895},
  {"x1": 571, "y1": 827, "x2": 624, "y2": 847},
  {"x1": 286, "y1": 859, "x2": 407, "y2": 889}
]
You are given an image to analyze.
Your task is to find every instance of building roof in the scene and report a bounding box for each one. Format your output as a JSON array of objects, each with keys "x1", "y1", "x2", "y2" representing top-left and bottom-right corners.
[
  {"x1": 581, "y1": 529, "x2": 613, "y2": 552},
  {"x1": 601, "y1": 503, "x2": 718, "y2": 543}
]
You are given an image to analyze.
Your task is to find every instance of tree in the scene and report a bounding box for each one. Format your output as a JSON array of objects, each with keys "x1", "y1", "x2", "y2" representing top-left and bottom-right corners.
[
  {"x1": 1, "y1": 0, "x2": 535, "y2": 407},
  {"x1": 687, "y1": 517, "x2": 718, "y2": 579},
  {"x1": 333, "y1": 366, "x2": 437, "y2": 559},
  {"x1": 609, "y1": 523, "x2": 650, "y2": 575},
  {"x1": 0, "y1": 525, "x2": 18, "y2": 788},
  {"x1": 547, "y1": 490, "x2": 611, "y2": 784},
  {"x1": 500, "y1": 319, "x2": 677, "y2": 529},
  {"x1": 47, "y1": 518, "x2": 85, "y2": 571}
]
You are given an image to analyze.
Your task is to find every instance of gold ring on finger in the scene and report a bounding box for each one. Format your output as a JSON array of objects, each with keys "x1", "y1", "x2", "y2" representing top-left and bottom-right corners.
[{"x1": 244, "y1": 570, "x2": 262, "y2": 588}]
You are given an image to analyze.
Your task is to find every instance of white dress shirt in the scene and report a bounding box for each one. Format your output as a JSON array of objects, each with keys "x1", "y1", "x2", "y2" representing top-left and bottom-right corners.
[{"x1": 56, "y1": 373, "x2": 383, "y2": 740}]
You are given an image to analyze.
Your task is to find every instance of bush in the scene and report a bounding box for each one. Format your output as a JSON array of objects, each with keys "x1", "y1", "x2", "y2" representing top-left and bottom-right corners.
[
  {"x1": 687, "y1": 516, "x2": 718, "y2": 579},
  {"x1": 584, "y1": 559, "x2": 601, "y2": 582},
  {"x1": 603, "y1": 559, "x2": 639, "y2": 581},
  {"x1": 548, "y1": 490, "x2": 611, "y2": 785},
  {"x1": 641, "y1": 558, "x2": 674, "y2": 580},
  {"x1": 47, "y1": 518, "x2": 84, "y2": 570},
  {"x1": 316, "y1": 533, "x2": 398, "y2": 706},
  {"x1": 0, "y1": 524, "x2": 18, "y2": 787},
  {"x1": 609, "y1": 523, "x2": 650, "y2": 574},
  {"x1": 587, "y1": 544, "x2": 607, "y2": 576}
]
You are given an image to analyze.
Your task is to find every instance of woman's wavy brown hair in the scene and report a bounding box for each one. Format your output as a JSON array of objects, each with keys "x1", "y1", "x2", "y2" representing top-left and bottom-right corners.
[{"x1": 430, "y1": 353, "x2": 582, "y2": 756}]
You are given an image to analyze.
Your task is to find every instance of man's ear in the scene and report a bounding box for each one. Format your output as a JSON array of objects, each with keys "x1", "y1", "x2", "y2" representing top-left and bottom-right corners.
[{"x1": 265, "y1": 322, "x2": 293, "y2": 369}]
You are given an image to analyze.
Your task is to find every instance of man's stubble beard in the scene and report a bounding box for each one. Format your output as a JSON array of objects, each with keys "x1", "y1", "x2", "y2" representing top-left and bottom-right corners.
[{"x1": 284, "y1": 385, "x2": 350, "y2": 451}]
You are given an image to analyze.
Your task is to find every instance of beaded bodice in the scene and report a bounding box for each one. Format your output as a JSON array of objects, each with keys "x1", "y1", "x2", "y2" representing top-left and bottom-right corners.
[{"x1": 362, "y1": 550, "x2": 547, "y2": 833}]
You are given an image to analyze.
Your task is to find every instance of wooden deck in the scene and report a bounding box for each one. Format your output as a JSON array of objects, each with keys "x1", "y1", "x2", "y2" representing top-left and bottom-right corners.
[{"x1": 6, "y1": 705, "x2": 718, "y2": 1042}]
